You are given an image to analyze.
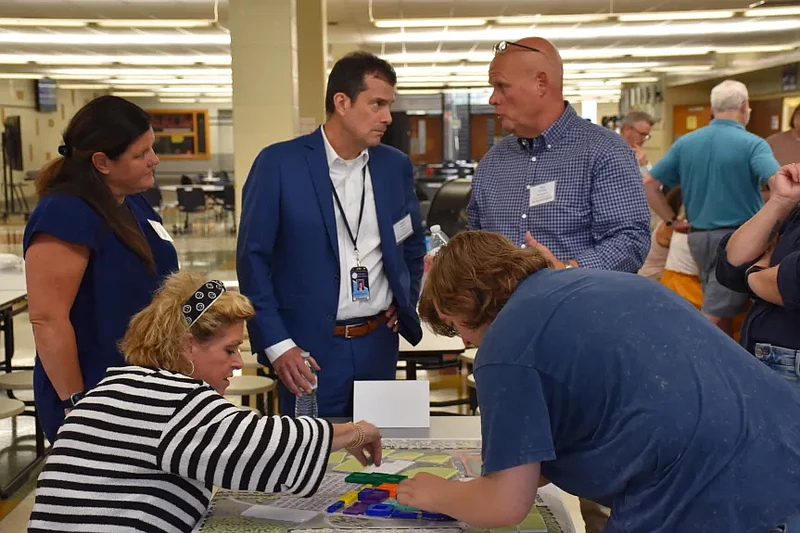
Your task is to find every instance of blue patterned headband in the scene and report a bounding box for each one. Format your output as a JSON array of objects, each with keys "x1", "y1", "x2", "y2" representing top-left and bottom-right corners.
[{"x1": 182, "y1": 280, "x2": 226, "y2": 327}]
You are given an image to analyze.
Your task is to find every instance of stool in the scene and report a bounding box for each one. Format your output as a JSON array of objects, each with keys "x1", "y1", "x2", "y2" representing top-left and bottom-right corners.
[
  {"x1": 0, "y1": 370, "x2": 46, "y2": 498},
  {"x1": 466, "y1": 374, "x2": 478, "y2": 415},
  {"x1": 240, "y1": 340, "x2": 252, "y2": 354},
  {"x1": 458, "y1": 348, "x2": 477, "y2": 368},
  {"x1": 0, "y1": 396, "x2": 25, "y2": 419},
  {"x1": 225, "y1": 375, "x2": 276, "y2": 415},
  {"x1": 0, "y1": 370, "x2": 34, "y2": 392}
]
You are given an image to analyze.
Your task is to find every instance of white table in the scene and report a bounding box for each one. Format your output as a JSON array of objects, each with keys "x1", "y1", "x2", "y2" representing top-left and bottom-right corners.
[{"x1": 399, "y1": 322, "x2": 465, "y2": 380}]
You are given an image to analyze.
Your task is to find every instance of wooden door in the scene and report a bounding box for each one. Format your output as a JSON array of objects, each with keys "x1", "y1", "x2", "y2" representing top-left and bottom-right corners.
[
  {"x1": 408, "y1": 115, "x2": 443, "y2": 165},
  {"x1": 470, "y1": 114, "x2": 506, "y2": 160},
  {"x1": 748, "y1": 98, "x2": 784, "y2": 139},
  {"x1": 673, "y1": 104, "x2": 712, "y2": 140}
]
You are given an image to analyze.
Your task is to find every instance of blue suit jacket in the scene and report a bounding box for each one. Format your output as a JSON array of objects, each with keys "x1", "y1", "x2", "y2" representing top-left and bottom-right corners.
[{"x1": 236, "y1": 128, "x2": 426, "y2": 364}]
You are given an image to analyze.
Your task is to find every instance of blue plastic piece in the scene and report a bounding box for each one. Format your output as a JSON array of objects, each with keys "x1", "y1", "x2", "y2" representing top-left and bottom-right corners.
[
  {"x1": 365, "y1": 503, "x2": 394, "y2": 517},
  {"x1": 391, "y1": 509, "x2": 420, "y2": 519},
  {"x1": 326, "y1": 501, "x2": 345, "y2": 513},
  {"x1": 357, "y1": 488, "x2": 374, "y2": 501}
]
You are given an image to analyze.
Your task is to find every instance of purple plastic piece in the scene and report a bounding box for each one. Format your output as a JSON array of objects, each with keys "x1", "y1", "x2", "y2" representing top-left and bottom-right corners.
[{"x1": 344, "y1": 502, "x2": 370, "y2": 516}]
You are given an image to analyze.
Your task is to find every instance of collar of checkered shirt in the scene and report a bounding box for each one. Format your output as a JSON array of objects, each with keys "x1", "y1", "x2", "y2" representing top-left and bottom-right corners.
[{"x1": 516, "y1": 100, "x2": 577, "y2": 151}]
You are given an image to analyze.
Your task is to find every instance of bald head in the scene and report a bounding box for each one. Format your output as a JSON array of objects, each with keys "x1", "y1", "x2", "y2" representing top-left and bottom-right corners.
[{"x1": 487, "y1": 37, "x2": 567, "y2": 138}]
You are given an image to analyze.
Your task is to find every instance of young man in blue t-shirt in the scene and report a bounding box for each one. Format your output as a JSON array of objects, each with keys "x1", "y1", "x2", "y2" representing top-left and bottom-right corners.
[{"x1": 397, "y1": 230, "x2": 800, "y2": 533}]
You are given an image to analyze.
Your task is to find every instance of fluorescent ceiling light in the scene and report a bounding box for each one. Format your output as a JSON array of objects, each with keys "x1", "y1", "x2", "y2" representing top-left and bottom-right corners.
[
  {"x1": 716, "y1": 44, "x2": 797, "y2": 54},
  {"x1": 157, "y1": 86, "x2": 232, "y2": 94},
  {"x1": 744, "y1": 6, "x2": 800, "y2": 17},
  {"x1": 618, "y1": 10, "x2": 735, "y2": 22},
  {"x1": 495, "y1": 14, "x2": 610, "y2": 24},
  {"x1": 104, "y1": 77, "x2": 232, "y2": 85},
  {"x1": 0, "y1": 18, "x2": 214, "y2": 28},
  {"x1": 0, "y1": 18, "x2": 87, "y2": 27},
  {"x1": 0, "y1": 54, "x2": 230, "y2": 66},
  {"x1": 51, "y1": 67, "x2": 232, "y2": 76},
  {"x1": 373, "y1": 18, "x2": 486, "y2": 28},
  {"x1": 0, "y1": 73, "x2": 40, "y2": 79},
  {"x1": 370, "y1": 19, "x2": 800, "y2": 43},
  {"x1": 649, "y1": 65, "x2": 713, "y2": 72},
  {"x1": 57, "y1": 84, "x2": 110, "y2": 90},
  {"x1": 399, "y1": 76, "x2": 488, "y2": 84},
  {"x1": 0, "y1": 30, "x2": 230, "y2": 46},
  {"x1": 159, "y1": 98, "x2": 197, "y2": 104},
  {"x1": 111, "y1": 91, "x2": 156, "y2": 97},
  {"x1": 95, "y1": 19, "x2": 214, "y2": 28}
]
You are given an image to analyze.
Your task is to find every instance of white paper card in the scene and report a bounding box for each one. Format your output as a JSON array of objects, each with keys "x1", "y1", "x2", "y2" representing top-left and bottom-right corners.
[
  {"x1": 364, "y1": 459, "x2": 415, "y2": 474},
  {"x1": 393, "y1": 214, "x2": 413, "y2": 244},
  {"x1": 354, "y1": 380, "x2": 430, "y2": 428},
  {"x1": 241, "y1": 505, "x2": 317, "y2": 523},
  {"x1": 147, "y1": 219, "x2": 174, "y2": 242},
  {"x1": 529, "y1": 181, "x2": 556, "y2": 207}
]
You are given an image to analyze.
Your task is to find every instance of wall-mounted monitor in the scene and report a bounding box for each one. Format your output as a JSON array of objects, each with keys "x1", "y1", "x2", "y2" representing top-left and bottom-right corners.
[{"x1": 34, "y1": 77, "x2": 57, "y2": 113}]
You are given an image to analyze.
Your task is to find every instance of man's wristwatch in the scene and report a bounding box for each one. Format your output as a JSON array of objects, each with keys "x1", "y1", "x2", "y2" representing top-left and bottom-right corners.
[
  {"x1": 665, "y1": 216, "x2": 678, "y2": 227},
  {"x1": 61, "y1": 391, "x2": 85, "y2": 409}
]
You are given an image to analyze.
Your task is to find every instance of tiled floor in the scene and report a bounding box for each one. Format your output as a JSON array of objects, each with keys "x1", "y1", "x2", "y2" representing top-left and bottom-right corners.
[{"x1": 0, "y1": 216, "x2": 586, "y2": 532}]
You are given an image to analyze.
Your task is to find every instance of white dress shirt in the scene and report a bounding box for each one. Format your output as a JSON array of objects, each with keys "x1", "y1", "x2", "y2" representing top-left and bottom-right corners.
[{"x1": 265, "y1": 127, "x2": 393, "y2": 362}]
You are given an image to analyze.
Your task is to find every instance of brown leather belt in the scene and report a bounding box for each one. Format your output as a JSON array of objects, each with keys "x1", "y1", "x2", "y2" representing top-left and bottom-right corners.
[{"x1": 333, "y1": 314, "x2": 388, "y2": 339}]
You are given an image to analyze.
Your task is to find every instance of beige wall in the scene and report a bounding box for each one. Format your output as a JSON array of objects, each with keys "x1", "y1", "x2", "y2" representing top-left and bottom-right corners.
[{"x1": 0, "y1": 80, "x2": 107, "y2": 178}]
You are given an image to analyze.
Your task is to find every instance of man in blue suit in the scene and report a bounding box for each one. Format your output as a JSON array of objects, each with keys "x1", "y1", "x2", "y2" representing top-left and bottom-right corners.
[{"x1": 237, "y1": 52, "x2": 426, "y2": 417}]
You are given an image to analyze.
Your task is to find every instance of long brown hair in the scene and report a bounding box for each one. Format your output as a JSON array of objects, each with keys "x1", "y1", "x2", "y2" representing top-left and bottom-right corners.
[
  {"x1": 419, "y1": 230, "x2": 551, "y2": 336},
  {"x1": 36, "y1": 96, "x2": 155, "y2": 270}
]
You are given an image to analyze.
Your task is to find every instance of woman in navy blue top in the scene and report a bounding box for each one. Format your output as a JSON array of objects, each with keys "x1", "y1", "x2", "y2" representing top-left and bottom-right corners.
[
  {"x1": 716, "y1": 162, "x2": 800, "y2": 387},
  {"x1": 23, "y1": 96, "x2": 179, "y2": 442}
]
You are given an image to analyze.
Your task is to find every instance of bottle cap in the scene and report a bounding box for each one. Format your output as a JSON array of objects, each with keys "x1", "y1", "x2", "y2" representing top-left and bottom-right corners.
[{"x1": 430, "y1": 224, "x2": 441, "y2": 233}]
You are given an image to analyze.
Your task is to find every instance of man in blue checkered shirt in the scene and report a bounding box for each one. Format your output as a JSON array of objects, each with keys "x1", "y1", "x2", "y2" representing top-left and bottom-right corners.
[{"x1": 468, "y1": 37, "x2": 650, "y2": 273}]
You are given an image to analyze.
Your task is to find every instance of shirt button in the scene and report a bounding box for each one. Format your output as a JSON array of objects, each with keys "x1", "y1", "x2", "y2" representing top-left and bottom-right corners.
[
  {"x1": 547, "y1": 144, "x2": 552, "y2": 149},
  {"x1": 522, "y1": 213, "x2": 527, "y2": 219},
  {"x1": 326, "y1": 314, "x2": 334, "y2": 322},
  {"x1": 334, "y1": 274, "x2": 340, "y2": 282},
  {"x1": 531, "y1": 156, "x2": 537, "y2": 162},
  {"x1": 521, "y1": 244, "x2": 527, "y2": 249}
]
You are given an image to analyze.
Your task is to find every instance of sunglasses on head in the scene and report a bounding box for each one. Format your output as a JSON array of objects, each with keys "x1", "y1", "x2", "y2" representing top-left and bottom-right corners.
[{"x1": 492, "y1": 40, "x2": 544, "y2": 55}]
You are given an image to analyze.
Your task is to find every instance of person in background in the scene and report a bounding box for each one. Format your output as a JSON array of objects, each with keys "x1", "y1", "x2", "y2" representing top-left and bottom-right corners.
[
  {"x1": 397, "y1": 230, "x2": 800, "y2": 533},
  {"x1": 28, "y1": 271, "x2": 381, "y2": 533},
  {"x1": 23, "y1": 96, "x2": 179, "y2": 442},
  {"x1": 637, "y1": 187, "x2": 684, "y2": 281},
  {"x1": 467, "y1": 36, "x2": 650, "y2": 531},
  {"x1": 643, "y1": 80, "x2": 781, "y2": 337},
  {"x1": 237, "y1": 52, "x2": 426, "y2": 417},
  {"x1": 619, "y1": 110, "x2": 656, "y2": 177},
  {"x1": 468, "y1": 37, "x2": 650, "y2": 274},
  {"x1": 716, "y1": 162, "x2": 800, "y2": 387},
  {"x1": 767, "y1": 103, "x2": 800, "y2": 166}
]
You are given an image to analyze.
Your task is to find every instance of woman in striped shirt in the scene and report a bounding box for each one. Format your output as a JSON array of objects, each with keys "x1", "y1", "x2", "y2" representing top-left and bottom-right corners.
[{"x1": 28, "y1": 271, "x2": 381, "y2": 533}]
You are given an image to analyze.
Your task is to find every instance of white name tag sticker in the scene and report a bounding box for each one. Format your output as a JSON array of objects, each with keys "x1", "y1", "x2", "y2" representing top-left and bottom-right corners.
[
  {"x1": 147, "y1": 219, "x2": 174, "y2": 242},
  {"x1": 393, "y1": 213, "x2": 413, "y2": 244},
  {"x1": 529, "y1": 181, "x2": 556, "y2": 207}
]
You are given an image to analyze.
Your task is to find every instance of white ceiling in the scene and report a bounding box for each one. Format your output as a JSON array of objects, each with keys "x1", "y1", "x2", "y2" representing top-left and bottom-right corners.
[{"x1": 0, "y1": 0, "x2": 798, "y2": 102}]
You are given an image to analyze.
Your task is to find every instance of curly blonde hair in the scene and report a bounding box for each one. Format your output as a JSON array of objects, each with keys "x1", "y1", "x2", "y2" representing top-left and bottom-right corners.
[
  {"x1": 419, "y1": 230, "x2": 550, "y2": 337},
  {"x1": 120, "y1": 271, "x2": 255, "y2": 374}
]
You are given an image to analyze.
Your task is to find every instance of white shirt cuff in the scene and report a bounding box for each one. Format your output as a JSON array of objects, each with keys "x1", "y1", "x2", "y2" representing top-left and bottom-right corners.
[{"x1": 265, "y1": 339, "x2": 297, "y2": 364}]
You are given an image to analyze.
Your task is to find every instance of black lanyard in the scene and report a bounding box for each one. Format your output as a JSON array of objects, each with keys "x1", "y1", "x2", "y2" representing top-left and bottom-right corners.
[{"x1": 330, "y1": 165, "x2": 367, "y2": 263}]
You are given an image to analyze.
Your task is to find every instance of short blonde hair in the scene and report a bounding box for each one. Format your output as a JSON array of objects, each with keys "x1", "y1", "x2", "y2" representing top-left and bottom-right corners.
[
  {"x1": 419, "y1": 230, "x2": 550, "y2": 336},
  {"x1": 120, "y1": 271, "x2": 255, "y2": 374}
]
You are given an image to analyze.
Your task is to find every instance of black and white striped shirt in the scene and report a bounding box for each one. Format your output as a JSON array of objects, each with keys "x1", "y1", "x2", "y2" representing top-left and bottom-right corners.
[{"x1": 28, "y1": 366, "x2": 332, "y2": 533}]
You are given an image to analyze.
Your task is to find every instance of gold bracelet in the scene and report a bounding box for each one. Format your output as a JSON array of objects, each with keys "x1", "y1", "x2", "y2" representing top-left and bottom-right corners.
[{"x1": 346, "y1": 421, "x2": 366, "y2": 450}]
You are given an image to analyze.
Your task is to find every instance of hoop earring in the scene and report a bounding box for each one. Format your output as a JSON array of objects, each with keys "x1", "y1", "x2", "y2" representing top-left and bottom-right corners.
[{"x1": 188, "y1": 360, "x2": 195, "y2": 376}]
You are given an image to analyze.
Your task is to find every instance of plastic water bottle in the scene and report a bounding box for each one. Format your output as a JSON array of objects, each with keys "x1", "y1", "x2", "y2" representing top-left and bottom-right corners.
[
  {"x1": 428, "y1": 225, "x2": 449, "y2": 256},
  {"x1": 294, "y1": 351, "x2": 318, "y2": 418}
]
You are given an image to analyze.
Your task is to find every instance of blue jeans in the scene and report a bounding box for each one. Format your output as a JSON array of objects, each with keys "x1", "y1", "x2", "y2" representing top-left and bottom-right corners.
[{"x1": 754, "y1": 343, "x2": 800, "y2": 390}]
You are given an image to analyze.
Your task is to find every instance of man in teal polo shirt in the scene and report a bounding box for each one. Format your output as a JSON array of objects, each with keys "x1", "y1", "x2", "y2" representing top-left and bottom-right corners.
[{"x1": 643, "y1": 79, "x2": 780, "y2": 335}]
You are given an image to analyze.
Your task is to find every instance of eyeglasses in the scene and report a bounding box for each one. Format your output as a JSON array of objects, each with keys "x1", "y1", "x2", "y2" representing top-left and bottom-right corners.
[
  {"x1": 633, "y1": 128, "x2": 651, "y2": 141},
  {"x1": 492, "y1": 40, "x2": 543, "y2": 55}
]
